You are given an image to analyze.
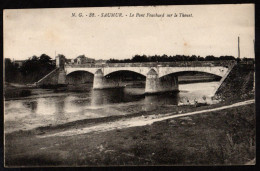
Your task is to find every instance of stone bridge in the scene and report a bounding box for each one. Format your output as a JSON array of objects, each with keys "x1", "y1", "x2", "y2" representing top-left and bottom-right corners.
[{"x1": 60, "y1": 61, "x2": 235, "y2": 94}]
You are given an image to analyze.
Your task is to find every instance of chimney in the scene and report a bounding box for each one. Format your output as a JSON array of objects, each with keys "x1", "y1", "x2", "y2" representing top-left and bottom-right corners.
[{"x1": 238, "y1": 36, "x2": 240, "y2": 58}]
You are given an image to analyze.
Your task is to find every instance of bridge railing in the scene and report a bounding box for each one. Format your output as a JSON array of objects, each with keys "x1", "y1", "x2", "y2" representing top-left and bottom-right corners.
[{"x1": 65, "y1": 60, "x2": 236, "y2": 68}]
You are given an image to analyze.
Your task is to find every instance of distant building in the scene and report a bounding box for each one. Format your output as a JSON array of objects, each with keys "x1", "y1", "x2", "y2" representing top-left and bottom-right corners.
[
  {"x1": 75, "y1": 55, "x2": 95, "y2": 64},
  {"x1": 65, "y1": 59, "x2": 74, "y2": 64},
  {"x1": 86, "y1": 57, "x2": 95, "y2": 63}
]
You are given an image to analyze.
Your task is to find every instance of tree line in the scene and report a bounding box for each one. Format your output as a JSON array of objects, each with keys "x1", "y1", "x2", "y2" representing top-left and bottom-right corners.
[{"x1": 107, "y1": 54, "x2": 253, "y2": 63}]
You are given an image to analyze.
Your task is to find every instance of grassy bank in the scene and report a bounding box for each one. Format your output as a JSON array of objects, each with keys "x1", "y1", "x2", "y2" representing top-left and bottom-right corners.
[
  {"x1": 4, "y1": 83, "x2": 33, "y2": 99},
  {"x1": 215, "y1": 63, "x2": 254, "y2": 101},
  {"x1": 5, "y1": 102, "x2": 255, "y2": 166}
]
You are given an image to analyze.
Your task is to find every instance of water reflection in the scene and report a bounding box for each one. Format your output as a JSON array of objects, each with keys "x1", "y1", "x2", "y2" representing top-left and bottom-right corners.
[
  {"x1": 55, "y1": 97, "x2": 66, "y2": 122},
  {"x1": 22, "y1": 101, "x2": 38, "y2": 113},
  {"x1": 143, "y1": 93, "x2": 179, "y2": 111},
  {"x1": 90, "y1": 88, "x2": 145, "y2": 106},
  {"x1": 4, "y1": 82, "x2": 220, "y2": 133},
  {"x1": 35, "y1": 98, "x2": 56, "y2": 116}
]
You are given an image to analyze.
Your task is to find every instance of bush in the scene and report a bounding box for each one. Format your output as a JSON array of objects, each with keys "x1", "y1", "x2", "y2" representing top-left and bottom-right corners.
[{"x1": 19, "y1": 90, "x2": 31, "y2": 97}]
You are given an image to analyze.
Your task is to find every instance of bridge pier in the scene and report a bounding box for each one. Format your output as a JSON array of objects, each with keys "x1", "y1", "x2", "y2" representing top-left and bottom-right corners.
[
  {"x1": 93, "y1": 69, "x2": 123, "y2": 89},
  {"x1": 57, "y1": 69, "x2": 67, "y2": 85},
  {"x1": 145, "y1": 69, "x2": 179, "y2": 94}
]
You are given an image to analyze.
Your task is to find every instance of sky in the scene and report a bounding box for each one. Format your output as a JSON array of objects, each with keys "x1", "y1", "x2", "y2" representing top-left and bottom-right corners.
[{"x1": 4, "y1": 4, "x2": 255, "y2": 60}]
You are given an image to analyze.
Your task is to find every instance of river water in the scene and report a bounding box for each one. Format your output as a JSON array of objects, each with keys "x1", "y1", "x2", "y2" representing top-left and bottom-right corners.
[{"x1": 4, "y1": 82, "x2": 220, "y2": 133}]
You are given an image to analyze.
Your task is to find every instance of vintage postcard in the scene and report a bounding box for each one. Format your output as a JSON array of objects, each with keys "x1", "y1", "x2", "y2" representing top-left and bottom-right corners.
[{"x1": 3, "y1": 4, "x2": 255, "y2": 167}]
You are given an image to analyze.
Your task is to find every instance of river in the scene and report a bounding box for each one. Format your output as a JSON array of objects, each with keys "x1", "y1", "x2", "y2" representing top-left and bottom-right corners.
[{"x1": 4, "y1": 82, "x2": 220, "y2": 133}]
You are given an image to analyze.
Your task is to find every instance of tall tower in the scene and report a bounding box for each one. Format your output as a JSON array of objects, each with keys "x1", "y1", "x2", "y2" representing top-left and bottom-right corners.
[
  {"x1": 238, "y1": 36, "x2": 240, "y2": 58},
  {"x1": 55, "y1": 55, "x2": 66, "y2": 69}
]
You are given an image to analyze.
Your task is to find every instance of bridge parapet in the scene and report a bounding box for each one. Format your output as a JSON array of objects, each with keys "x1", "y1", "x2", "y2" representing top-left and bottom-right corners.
[{"x1": 65, "y1": 60, "x2": 236, "y2": 68}]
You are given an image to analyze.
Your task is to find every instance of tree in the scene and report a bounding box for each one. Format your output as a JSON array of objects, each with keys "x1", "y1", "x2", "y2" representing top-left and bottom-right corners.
[
  {"x1": 4, "y1": 58, "x2": 19, "y2": 82},
  {"x1": 219, "y1": 56, "x2": 236, "y2": 60},
  {"x1": 132, "y1": 55, "x2": 149, "y2": 62},
  {"x1": 19, "y1": 54, "x2": 55, "y2": 83},
  {"x1": 190, "y1": 55, "x2": 198, "y2": 61},
  {"x1": 39, "y1": 54, "x2": 52, "y2": 65},
  {"x1": 197, "y1": 56, "x2": 205, "y2": 61},
  {"x1": 5, "y1": 58, "x2": 12, "y2": 68},
  {"x1": 205, "y1": 55, "x2": 218, "y2": 61}
]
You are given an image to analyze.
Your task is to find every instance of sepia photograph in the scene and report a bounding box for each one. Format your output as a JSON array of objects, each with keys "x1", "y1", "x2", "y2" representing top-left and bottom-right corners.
[{"x1": 3, "y1": 4, "x2": 255, "y2": 166}]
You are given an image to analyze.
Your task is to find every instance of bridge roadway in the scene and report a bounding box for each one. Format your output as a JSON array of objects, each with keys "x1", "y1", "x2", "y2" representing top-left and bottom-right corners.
[{"x1": 62, "y1": 61, "x2": 234, "y2": 94}]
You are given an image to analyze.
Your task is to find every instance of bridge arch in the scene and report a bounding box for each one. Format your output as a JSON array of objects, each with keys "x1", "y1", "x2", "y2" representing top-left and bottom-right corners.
[
  {"x1": 103, "y1": 70, "x2": 146, "y2": 85},
  {"x1": 159, "y1": 70, "x2": 223, "y2": 79},
  {"x1": 65, "y1": 68, "x2": 98, "y2": 75},
  {"x1": 66, "y1": 70, "x2": 94, "y2": 76},
  {"x1": 104, "y1": 70, "x2": 147, "y2": 78},
  {"x1": 103, "y1": 67, "x2": 152, "y2": 77},
  {"x1": 158, "y1": 66, "x2": 228, "y2": 78},
  {"x1": 66, "y1": 70, "x2": 94, "y2": 85}
]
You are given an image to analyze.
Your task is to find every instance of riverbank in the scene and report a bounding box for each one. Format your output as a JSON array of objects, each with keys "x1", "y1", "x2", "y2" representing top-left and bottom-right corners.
[
  {"x1": 4, "y1": 83, "x2": 33, "y2": 99},
  {"x1": 5, "y1": 100, "x2": 255, "y2": 166}
]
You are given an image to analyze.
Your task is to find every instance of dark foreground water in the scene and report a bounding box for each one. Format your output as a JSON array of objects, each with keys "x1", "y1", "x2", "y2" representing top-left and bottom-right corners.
[{"x1": 4, "y1": 82, "x2": 220, "y2": 133}]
